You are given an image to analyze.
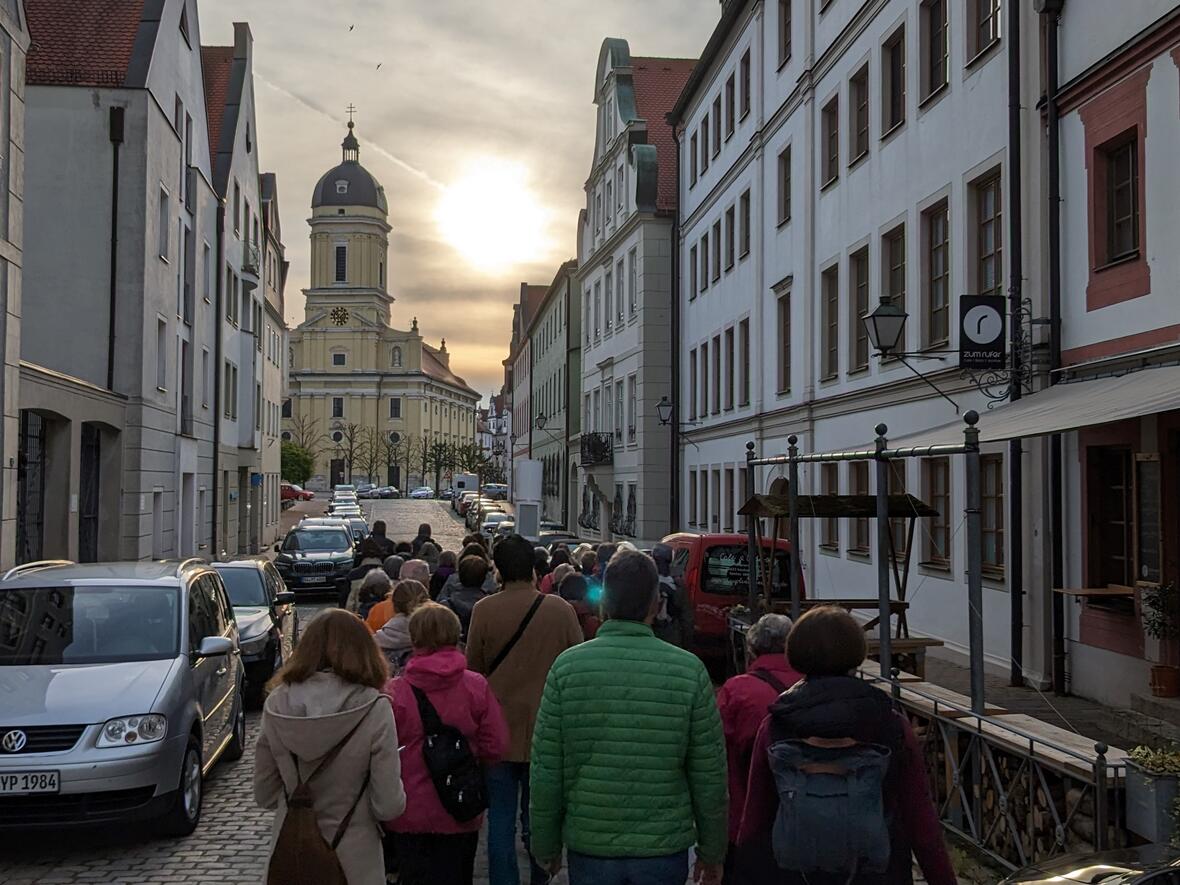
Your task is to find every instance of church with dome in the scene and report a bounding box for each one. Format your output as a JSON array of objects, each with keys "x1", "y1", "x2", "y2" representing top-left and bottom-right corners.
[{"x1": 284, "y1": 120, "x2": 480, "y2": 489}]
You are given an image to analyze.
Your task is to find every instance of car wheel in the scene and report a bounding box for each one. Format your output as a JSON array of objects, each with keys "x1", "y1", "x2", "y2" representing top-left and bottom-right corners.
[
  {"x1": 157, "y1": 738, "x2": 203, "y2": 837},
  {"x1": 222, "y1": 695, "x2": 247, "y2": 762}
]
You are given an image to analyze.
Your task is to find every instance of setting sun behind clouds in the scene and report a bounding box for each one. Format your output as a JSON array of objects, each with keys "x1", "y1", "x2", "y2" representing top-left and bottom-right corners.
[{"x1": 436, "y1": 159, "x2": 548, "y2": 273}]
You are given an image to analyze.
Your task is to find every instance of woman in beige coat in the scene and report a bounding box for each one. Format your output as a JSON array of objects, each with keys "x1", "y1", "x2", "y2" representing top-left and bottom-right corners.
[{"x1": 254, "y1": 609, "x2": 407, "y2": 885}]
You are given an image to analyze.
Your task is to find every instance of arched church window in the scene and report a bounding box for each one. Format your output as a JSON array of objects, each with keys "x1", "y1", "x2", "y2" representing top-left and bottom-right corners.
[{"x1": 392, "y1": 346, "x2": 403, "y2": 368}]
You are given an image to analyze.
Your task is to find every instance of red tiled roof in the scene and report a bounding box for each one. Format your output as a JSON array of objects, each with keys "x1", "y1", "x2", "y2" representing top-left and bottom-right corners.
[
  {"x1": 201, "y1": 46, "x2": 234, "y2": 164},
  {"x1": 422, "y1": 346, "x2": 478, "y2": 396},
  {"x1": 26, "y1": 0, "x2": 147, "y2": 87},
  {"x1": 631, "y1": 56, "x2": 696, "y2": 212}
]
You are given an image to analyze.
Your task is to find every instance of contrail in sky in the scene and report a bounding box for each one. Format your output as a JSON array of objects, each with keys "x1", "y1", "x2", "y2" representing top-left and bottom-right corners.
[{"x1": 256, "y1": 72, "x2": 445, "y2": 191}]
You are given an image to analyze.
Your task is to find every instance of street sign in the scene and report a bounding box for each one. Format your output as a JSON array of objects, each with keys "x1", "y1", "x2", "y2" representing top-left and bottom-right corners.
[{"x1": 959, "y1": 294, "x2": 1005, "y2": 370}]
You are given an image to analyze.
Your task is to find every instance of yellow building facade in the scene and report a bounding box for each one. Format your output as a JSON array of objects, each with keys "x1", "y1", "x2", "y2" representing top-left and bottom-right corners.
[{"x1": 284, "y1": 123, "x2": 479, "y2": 490}]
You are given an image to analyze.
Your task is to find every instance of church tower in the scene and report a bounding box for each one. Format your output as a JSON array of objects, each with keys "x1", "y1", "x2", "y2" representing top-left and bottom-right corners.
[{"x1": 285, "y1": 117, "x2": 481, "y2": 490}]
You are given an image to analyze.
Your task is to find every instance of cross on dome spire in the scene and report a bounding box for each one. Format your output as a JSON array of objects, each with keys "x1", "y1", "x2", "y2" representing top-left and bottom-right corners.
[{"x1": 342, "y1": 104, "x2": 360, "y2": 163}]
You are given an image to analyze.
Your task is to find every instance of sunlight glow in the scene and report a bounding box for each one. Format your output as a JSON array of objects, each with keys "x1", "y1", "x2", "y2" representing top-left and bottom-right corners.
[{"x1": 436, "y1": 159, "x2": 547, "y2": 272}]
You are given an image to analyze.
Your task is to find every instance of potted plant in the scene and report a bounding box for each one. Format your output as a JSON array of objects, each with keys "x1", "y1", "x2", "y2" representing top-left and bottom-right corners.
[
  {"x1": 1126, "y1": 745, "x2": 1180, "y2": 843},
  {"x1": 1143, "y1": 582, "x2": 1180, "y2": 697}
]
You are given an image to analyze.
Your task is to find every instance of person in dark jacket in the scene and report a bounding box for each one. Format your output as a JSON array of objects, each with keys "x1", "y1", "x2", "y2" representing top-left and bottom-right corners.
[
  {"x1": 383, "y1": 555, "x2": 405, "y2": 581},
  {"x1": 737, "y1": 606, "x2": 955, "y2": 885},
  {"x1": 411, "y1": 523, "x2": 433, "y2": 556},
  {"x1": 368, "y1": 520, "x2": 397, "y2": 559},
  {"x1": 442, "y1": 555, "x2": 492, "y2": 640},
  {"x1": 344, "y1": 538, "x2": 386, "y2": 607},
  {"x1": 651, "y1": 543, "x2": 694, "y2": 648},
  {"x1": 430, "y1": 550, "x2": 458, "y2": 599}
]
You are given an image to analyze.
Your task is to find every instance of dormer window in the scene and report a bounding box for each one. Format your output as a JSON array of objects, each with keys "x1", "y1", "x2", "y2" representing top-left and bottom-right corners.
[{"x1": 336, "y1": 180, "x2": 349, "y2": 195}]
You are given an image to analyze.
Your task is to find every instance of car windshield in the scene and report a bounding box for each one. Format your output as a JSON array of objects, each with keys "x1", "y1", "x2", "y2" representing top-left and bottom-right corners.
[
  {"x1": 282, "y1": 529, "x2": 351, "y2": 552},
  {"x1": 216, "y1": 568, "x2": 268, "y2": 607},
  {"x1": 702, "y1": 545, "x2": 794, "y2": 598},
  {"x1": 484, "y1": 514, "x2": 510, "y2": 524},
  {"x1": 0, "y1": 586, "x2": 180, "y2": 665}
]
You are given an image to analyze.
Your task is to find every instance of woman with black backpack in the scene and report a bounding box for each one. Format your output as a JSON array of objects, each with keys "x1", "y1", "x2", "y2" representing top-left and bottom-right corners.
[
  {"x1": 384, "y1": 602, "x2": 508, "y2": 885},
  {"x1": 255, "y1": 609, "x2": 406, "y2": 885}
]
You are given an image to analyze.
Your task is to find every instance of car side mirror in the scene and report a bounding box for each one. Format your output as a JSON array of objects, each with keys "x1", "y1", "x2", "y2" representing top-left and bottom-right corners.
[
  {"x1": 275, "y1": 591, "x2": 295, "y2": 605},
  {"x1": 195, "y1": 635, "x2": 234, "y2": 658},
  {"x1": 273, "y1": 543, "x2": 282, "y2": 553}
]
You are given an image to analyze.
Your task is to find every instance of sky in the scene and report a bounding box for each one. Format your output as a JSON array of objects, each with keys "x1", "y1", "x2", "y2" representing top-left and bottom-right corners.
[{"x1": 200, "y1": 0, "x2": 719, "y2": 400}]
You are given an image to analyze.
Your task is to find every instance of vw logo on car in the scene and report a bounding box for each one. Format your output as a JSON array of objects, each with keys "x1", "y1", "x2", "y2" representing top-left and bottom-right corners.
[{"x1": 1, "y1": 729, "x2": 27, "y2": 753}]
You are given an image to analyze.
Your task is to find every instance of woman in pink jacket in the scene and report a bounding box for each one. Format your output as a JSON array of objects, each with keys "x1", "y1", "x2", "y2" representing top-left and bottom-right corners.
[{"x1": 384, "y1": 602, "x2": 508, "y2": 885}]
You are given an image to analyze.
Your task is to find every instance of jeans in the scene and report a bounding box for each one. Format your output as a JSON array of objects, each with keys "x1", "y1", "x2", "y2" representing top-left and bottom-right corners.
[
  {"x1": 486, "y1": 761, "x2": 549, "y2": 885},
  {"x1": 567, "y1": 851, "x2": 690, "y2": 885}
]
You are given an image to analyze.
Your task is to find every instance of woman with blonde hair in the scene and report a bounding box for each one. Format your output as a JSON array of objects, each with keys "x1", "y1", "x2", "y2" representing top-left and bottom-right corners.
[
  {"x1": 384, "y1": 603, "x2": 508, "y2": 885},
  {"x1": 255, "y1": 609, "x2": 406, "y2": 885},
  {"x1": 373, "y1": 579, "x2": 430, "y2": 675}
]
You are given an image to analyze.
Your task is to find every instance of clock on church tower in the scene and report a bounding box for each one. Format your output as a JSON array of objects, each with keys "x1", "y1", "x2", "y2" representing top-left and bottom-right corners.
[{"x1": 331, "y1": 307, "x2": 350, "y2": 326}]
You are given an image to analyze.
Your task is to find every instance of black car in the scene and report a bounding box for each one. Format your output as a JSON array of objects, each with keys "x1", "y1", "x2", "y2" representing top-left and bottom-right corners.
[
  {"x1": 213, "y1": 559, "x2": 298, "y2": 705},
  {"x1": 273, "y1": 526, "x2": 355, "y2": 597}
]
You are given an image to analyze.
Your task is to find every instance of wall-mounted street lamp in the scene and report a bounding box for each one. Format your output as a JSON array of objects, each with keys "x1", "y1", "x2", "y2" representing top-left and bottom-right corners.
[
  {"x1": 862, "y1": 299, "x2": 960, "y2": 413},
  {"x1": 656, "y1": 396, "x2": 674, "y2": 426}
]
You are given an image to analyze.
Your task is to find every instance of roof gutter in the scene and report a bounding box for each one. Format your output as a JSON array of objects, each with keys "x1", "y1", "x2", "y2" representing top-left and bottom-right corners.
[{"x1": 667, "y1": 0, "x2": 753, "y2": 125}]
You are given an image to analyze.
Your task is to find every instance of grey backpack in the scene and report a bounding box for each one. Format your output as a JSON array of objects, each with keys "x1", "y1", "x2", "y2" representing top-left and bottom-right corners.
[{"x1": 767, "y1": 737, "x2": 892, "y2": 878}]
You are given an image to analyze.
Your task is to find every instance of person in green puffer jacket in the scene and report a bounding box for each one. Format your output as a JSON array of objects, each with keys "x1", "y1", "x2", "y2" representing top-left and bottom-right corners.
[{"x1": 529, "y1": 549, "x2": 728, "y2": 885}]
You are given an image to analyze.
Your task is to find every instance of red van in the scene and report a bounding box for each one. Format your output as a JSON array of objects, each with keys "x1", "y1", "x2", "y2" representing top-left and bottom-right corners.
[{"x1": 661, "y1": 532, "x2": 806, "y2": 655}]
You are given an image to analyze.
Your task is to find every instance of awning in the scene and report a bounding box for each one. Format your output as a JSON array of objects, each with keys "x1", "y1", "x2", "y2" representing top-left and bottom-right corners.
[{"x1": 885, "y1": 364, "x2": 1180, "y2": 450}]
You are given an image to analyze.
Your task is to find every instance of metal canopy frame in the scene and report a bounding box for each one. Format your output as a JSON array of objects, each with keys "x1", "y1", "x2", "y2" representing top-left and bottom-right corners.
[{"x1": 744, "y1": 410, "x2": 985, "y2": 712}]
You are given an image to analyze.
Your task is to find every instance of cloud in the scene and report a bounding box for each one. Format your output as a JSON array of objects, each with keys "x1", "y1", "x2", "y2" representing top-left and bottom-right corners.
[{"x1": 199, "y1": 0, "x2": 717, "y2": 403}]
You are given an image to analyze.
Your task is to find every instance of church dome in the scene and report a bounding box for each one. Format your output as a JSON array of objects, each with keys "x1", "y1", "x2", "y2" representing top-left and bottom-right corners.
[{"x1": 311, "y1": 121, "x2": 388, "y2": 213}]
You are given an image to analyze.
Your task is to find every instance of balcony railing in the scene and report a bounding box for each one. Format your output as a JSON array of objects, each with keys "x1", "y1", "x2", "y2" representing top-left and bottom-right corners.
[
  {"x1": 580, "y1": 432, "x2": 613, "y2": 468},
  {"x1": 242, "y1": 241, "x2": 261, "y2": 282}
]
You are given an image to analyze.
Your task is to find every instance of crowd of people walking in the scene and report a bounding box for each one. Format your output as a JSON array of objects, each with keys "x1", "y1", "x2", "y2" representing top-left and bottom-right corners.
[{"x1": 254, "y1": 521, "x2": 956, "y2": 885}]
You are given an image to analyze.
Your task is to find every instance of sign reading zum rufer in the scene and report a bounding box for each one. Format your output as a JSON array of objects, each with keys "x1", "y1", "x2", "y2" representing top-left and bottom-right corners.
[{"x1": 960, "y1": 294, "x2": 1006, "y2": 370}]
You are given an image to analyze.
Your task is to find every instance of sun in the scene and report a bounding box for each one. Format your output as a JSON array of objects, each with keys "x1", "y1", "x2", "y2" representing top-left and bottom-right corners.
[{"x1": 436, "y1": 159, "x2": 547, "y2": 273}]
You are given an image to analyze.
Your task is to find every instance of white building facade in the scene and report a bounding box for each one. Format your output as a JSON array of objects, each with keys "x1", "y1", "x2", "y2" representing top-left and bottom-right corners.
[
  {"x1": 260, "y1": 173, "x2": 288, "y2": 547},
  {"x1": 574, "y1": 39, "x2": 690, "y2": 547}
]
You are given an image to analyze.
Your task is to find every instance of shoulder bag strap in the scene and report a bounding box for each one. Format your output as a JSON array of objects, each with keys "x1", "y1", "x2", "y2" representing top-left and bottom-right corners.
[
  {"x1": 330, "y1": 769, "x2": 372, "y2": 850},
  {"x1": 411, "y1": 685, "x2": 444, "y2": 735},
  {"x1": 750, "y1": 668, "x2": 789, "y2": 694},
  {"x1": 485, "y1": 595, "x2": 544, "y2": 677}
]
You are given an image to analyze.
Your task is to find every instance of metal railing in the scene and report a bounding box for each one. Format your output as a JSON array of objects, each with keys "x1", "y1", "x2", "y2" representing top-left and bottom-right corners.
[
  {"x1": 242, "y1": 240, "x2": 261, "y2": 276},
  {"x1": 580, "y1": 432, "x2": 614, "y2": 467}
]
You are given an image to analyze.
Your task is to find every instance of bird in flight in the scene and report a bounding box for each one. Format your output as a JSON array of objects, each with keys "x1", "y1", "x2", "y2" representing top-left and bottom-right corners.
[
  {"x1": 376, "y1": 63, "x2": 383, "y2": 70},
  {"x1": 349, "y1": 24, "x2": 355, "y2": 31}
]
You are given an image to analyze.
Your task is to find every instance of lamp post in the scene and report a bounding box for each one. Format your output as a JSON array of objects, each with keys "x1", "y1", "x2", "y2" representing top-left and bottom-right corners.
[
  {"x1": 864, "y1": 299, "x2": 908, "y2": 356},
  {"x1": 656, "y1": 396, "x2": 674, "y2": 426}
]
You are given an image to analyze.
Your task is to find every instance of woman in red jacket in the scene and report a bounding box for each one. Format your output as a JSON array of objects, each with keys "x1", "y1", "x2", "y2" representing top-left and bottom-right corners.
[
  {"x1": 384, "y1": 603, "x2": 509, "y2": 885},
  {"x1": 737, "y1": 606, "x2": 956, "y2": 885}
]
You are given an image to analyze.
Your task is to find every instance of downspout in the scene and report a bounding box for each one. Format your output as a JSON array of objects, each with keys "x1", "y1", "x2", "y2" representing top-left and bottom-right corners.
[
  {"x1": 107, "y1": 107, "x2": 124, "y2": 391},
  {"x1": 563, "y1": 286, "x2": 571, "y2": 531},
  {"x1": 1007, "y1": 1, "x2": 1025, "y2": 686},
  {"x1": 670, "y1": 125, "x2": 682, "y2": 533},
  {"x1": 212, "y1": 204, "x2": 225, "y2": 555},
  {"x1": 1043, "y1": 0, "x2": 1067, "y2": 693}
]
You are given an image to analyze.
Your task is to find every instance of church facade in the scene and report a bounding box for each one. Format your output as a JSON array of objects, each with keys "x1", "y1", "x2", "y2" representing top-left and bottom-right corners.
[{"x1": 284, "y1": 123, "x2": 479, "y2": 490}]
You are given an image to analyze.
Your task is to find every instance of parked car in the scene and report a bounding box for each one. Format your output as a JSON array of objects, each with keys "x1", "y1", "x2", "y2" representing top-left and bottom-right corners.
[
  {"x1": 0, "y1": 559, "x2": 245, "y2": 836},
  {"x1": 492, "y1": 520, "x2": 516, "y2": 540},
  {"x1": 440, "y1": 488, "x2": 455, "y2": 500},
  {"x1": 480, "y1": 513, "x2": 513, "y2": 536},
  {"x1": 326, "y1": 500, "x2": 361, "y2": 515},
  {"x1": 659, "y1": 533, "x2": 805, "y2": 654},
  {"x1": 272, "y1": 526, "x2": 355, "y2": 596},
  {"x1": 377, "y1": 486, "x2": 400, "y2": 499},
  {"x1": 540, "y1": 531, "x2": 583, "y2": 550},
  {"x1": 409, "y1": 487, "x2": 434, "y2": 499},
  {"x1": 1001, "y1": 844, "x2": 1180, "y2": 883},
  {"x1": 355, "y1": 483, "x2": 377, "y2": 498},
  {"x1": 212, "y1": 560, "x2": 297, "y2": 706},
  {"x1": 333, "y1": 484, "x2": 357, "y2": 494},
  {"x1": 483, "y1": 483, "x2": 509, "y2": 500},
  {"x1": 466, "y1": 500, "x2": 502, "y2": 530},
  {"x1": 280, "y1": 482, "x2": 315, "y2": 502},
  {"x1": 456, "y1": 491, "x2": 480, "y2": 515}
]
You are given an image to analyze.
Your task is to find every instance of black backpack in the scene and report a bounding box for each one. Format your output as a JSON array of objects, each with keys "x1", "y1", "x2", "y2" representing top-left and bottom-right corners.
[{"x1": 412, "y1": 686, "x2": 487, "y2": 823}]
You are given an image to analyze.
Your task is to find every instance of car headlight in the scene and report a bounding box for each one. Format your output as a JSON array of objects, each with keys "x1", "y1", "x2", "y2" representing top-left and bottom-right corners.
[
  {"x1": 97, "y1": 714, "x2": 167, "y2": 748},
  {"x1": 239, "y1": 632, "x2": 270, "y2": 656}
]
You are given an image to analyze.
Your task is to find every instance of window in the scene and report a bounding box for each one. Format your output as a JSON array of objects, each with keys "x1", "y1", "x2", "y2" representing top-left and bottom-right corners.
[
  {"x1": 777, "y1": 146, "x2": 792, "y2": 224},
  {"x1": 851, "y1": 461, "x2": 871, "y2": 552},
  {"x1": 712, "y1": 96, "x2": 722, "y2": 155},
  {"x1": 724, "y1": 469, "x2": 735, "y2": 532},
  {"x1": 203, "y1": 243, "x2": 211, "y2": 302},
  {"x1": 392, "y1": 346, "x2": 403, "y2": 367},
  {"x1": 982, "y1": 454, "x2": 1004, "y2": 572},
  {"x1": 739, "y1": 190, "x2": 751, "y2": 257},
  {"x1": 223, "y1": 361, "x2": 233, "y2": 418},
  {"x1": 605, "y1": 182, "x2": 613, "y2": 225},
  {"x1": 850, "y1": 247, "x2": 870, "y2": 370},
  {"x1": 738, "y1": 319, "x2": 750, "y2": 405},
  {"x1": 699, "y1": 340, "x2": 709, "y2": 417},
  {"x1": 725, "y1": 206, "x2": 736, "y2": 270},
  {"x1": 712, "y1": 334, "x2": 722, "y2": 413},
  {"x1": 281, "y1": 398, "x2": 291, "y2": 418},
  {"x1": 604, "y1": 271, "x2": 613, "y2": 331},
  {"x1": 821, "y1": 97, "x2": 839, "y2": 185},
  {"x1": 233, "y1": 182, "x2": 240, "y2": 235},
  {"x1": 689, "y1": 348, "x2": 698, "y2": 421},
  {"x1": 882, "y1": 27, "x2": 906, "y2": 133},
  {"x1": 920, "y1": 201, "x2": 950, "y2": 347},
  {"x1": 332, "y1": 352, "x2": 346, "y2": 367},
  {"x1": 700, "y1": 118, "x2": 710, "y2": 174},
  {"x1": 975, "y1": 173, "x2": 1003, "y2": 297},
  {"x1": 740, "y1": 50, "x2": 751, "y2": 118},
  {"x1": 821, "y1": 464, "x2": 838, "y2": 549},
  {"x1": 884, "y1": 225, "x2": 907, "y2": 313},
  {"x1": 924, "y1": 458, "x2": 951, "y2": 565},
  {"x1": 334, "y1": 245, "x2": 347, "y2": 283},
  {"x1": 822, "y1": 266, "x2": 839, "y2": 379},
  {"x1": 725, "y1": 74, "x2": 736, "y2": 138},
  {"x1": 158, "y1": 188, "x2": 170, "y2": 259},
  {"x1": 969, "y1": 0, "x2": 1001, "y2": 59},
  {"x1": 584, "y1": 294, "x2": 592, "y2": 345},
  {"x1": 627, "y1": 375, "x2": 637, "y2": 442},
  {"x1": 617, "y1": 166, "x2": 625, "y2": 209},
  {"x1": 777, "y1": 290, "x2": 791, "y2": 392},
  {"x1": 156, "y1": 318, "x2": 168, "y2": 390},
  {"x1": 202, "y1": 348, "x2": 210, "y2": 407},
  {"x1": 255, "y1": 382, "x2": 262, "y2": 431},
  {"x1": 850, "y1": 66, "x2": 869, "y2": 161},
  {"x1": 628, "y1": 249, "x2": 637, "y2": 315},
  {"x1": 615, "y1": 380, "x2": 624, "y2": 443},
  {"x1": 888, "y1": 461, "x2": 909, "y2": 559},
  {"x1": 617, "y1": 259, "x2": 625, "y2": 323},
  {"x1": 690, "y1": 133, "x2": 699, "y2": 185},
  {"x1": 700, "y1": 475, "x2": 709, "y2": 532},
  {"x1": 712, "y1": 220, "x2": 721, "y2": 281},
  {"x1": 922, "y1": 0, "x2": 949, "y2": 99},
  {"x1": 778, "y1": 0, "x2": 792, "y2": 66},
  {"x1": 1106, "y1": 139, "x2": 1139, "y2": 261},
  {"x1": 689, "y1": 246, "x2": 698, "y2": 299},
  {"x1": 689, "y1": 470, "x2": 698, "y2": 524},
  {"x1": 724, "y1": 327, "x2": 735, "y2": 410},
  {"x1": 700, "y1": 234, "x2": 710, "y2": 291},
  {"x1": 332, "y1": 397, "x2": 344, "y2": 419},
  {"x1": 593, "y1": 281, "x2": 601, "y2": 337}
]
